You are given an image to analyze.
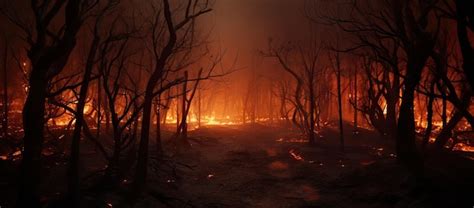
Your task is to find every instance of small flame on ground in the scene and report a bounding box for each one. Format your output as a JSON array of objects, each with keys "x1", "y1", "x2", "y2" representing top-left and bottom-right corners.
[
  {"x1": 289, "y1": 149, "x2": 304, "y2": 161},
  {"x1": 453, "y1": 143, "x2": 474, "y2": 153},
  {"x1": 277, "y1": 137, "x2": 307, "y2": 143},
  {"x1": 12, "y1": 150, "x2": 21, "y2": 157}
]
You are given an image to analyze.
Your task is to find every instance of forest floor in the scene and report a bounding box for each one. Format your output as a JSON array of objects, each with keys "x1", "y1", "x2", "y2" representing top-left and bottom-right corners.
[
  {"x1": 0, "y1": 123, "x2": 473, "y2": 208},
  {"x1": 130, "y1": 123, "x2": 474, "y2": 208}
]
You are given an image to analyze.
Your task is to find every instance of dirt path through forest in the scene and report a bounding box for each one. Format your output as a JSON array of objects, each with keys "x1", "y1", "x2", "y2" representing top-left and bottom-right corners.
[{"x1": 150, "y1": 124, "x2": 399, "y2": 208}]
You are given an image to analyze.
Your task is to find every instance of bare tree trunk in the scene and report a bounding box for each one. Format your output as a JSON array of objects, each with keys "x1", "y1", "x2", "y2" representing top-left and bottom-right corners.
[
  {"x1": 177, "y1": 69, "x2": 202, "y2": 145},
  {"x1": 434, "y1": 90, "x2": 472, "y2": 149},
  {"x1": 308, "y1": 78, "x2": 316, "y2": 144},
  {"x1": 396, "y1": 60, "x2": 424, "y2": 169},
  {"x1": 134, "y1": 0, "x2": 211, "y2": 195},
  {"x1": 198, "y1": 89, "x2": 201, "y2": 128},
  {"x1": 104, "y1": 103, "x2": 110, "y2": 133},
  {"x1": 456, "y1": 1, "x2": 474, "y2": 89},
  {"x1": 434, "y1": 111, "x2": 463, "y2": 149},
  {"x1": 243, "y1": 89, "x2": 250, "y2": 124},
  {"x1": 179, "y1": 71, "x2": 189, "y2": 140},
  {"x1": 18, "y1": 70, "x2": 47, "y2": 207},
  {"x1": 155, "y1": 99, "x2": 162, "y2": 155},
  {"x1": 336, "y1": 65, "x2": 344, "y2": 152},
  {"x1": 442, "y1": 90, "x2": 447, "y2": 128},
  {"x1": 423, "y1": 82, "x2": 435, "y2": 148},
  {"x1": 97, "y1": 75, "x2": 101, "y2": 139},
  {"x1": 176, "y1": 88, "x2": 180, "y2": 131},
  {"x1": 386, "y1": 74, "x2": 400, "y2": 138},
  {"x1": 316, "y1": 96, "x2": 321, "y2": 129},
  {"x1": 18, "y1": 1, "x2": 84, "y2": 204},
  {"x1": 2, "y1": 39, "x2": 8, "y2": 139},
  {"x1": 67, "y1": 35, "x2": 99, "y2": 207},
  {"x1": 269, "y1": 86, "x2": 274, "y2": 124},
  {"x1": 134, "y1": 88, "x2": 155, "y2": 194},
  {"x1": 353, "y1": 67, "x2": 358, "y2": 132}
]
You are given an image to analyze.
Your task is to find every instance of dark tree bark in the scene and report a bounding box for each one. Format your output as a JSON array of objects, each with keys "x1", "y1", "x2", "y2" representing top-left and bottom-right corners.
[
  {"x1": 177, "y1": 69, "x2": 204, "y2": 147},
  {"x1": 134, "y1": 0, "x2": 211, "y2": 195},
  {"x1": 434, "y1": 90, "x2": 472, "y2": 149},
  {"x1": 353, "y1": 67, "x2": 358, "y2": 132},
  {"x1": 16, "y1": 1, "x2": 87, "y2": 206},
  {"x1": 178, "y1": 71, "x2": 189, "y2": 142},
  {"x1": 456, "y1": 0, "x2": 474, "y2": 90},
  {"x1": 97, "y1": 72, "x2": 101, "y2": 139},
  {"x1": 67, "y1": 33, "x2": 100, "y2": 207},
  {"x1": 2, "y1": 37, "x2": 8, "y2": 139},
  {"x1": 434, "y1": 111, "x2": 463, "y2": 149},
  {"x1": 333, "y1": 52, "x2": 344, "y2": 152},
  {"x1": 423, "y1": 81, "x2": 435, "y2": 148},
  {"x1": 155, "y1": 98, "x2": 163, "y2": 155},
  {"x1": 396, "y1": 58, "x2": 426, "y2": 168},
  {"x1": 263, "y1": 42, "x2": 321, "y2": 144},
  {"x1": 198, "y1": 89, "x2": 202, "y2": 128}
]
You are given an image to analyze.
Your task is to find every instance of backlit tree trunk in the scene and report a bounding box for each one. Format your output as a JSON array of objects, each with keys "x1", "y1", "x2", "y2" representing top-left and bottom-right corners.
[{"x1": 2, "y1": 39, "x2": 8, "y2": 139}]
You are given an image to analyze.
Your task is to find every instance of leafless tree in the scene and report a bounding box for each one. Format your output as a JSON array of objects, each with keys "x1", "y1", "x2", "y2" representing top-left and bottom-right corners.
[
  {"x1": 308, "y1": 0, "x2": 445, "y2": 170},
  {"x1": 66, "y1": 2, "x2": 123, "y2": 205},
  {"x1": 1, "y1": 35, "x2": 8, "y2": 139},
  {"x1": 329, "y1": 50, "x2": 345, "y2": 152},
  {"x1": 133, "y1": 0, "x2": 212, "y2": 195},
  {"x1": 263, "y1": 39, "x2": 323, "y2": 144},
  {"x1": 1, "y1": 0, "x2": 102, "y2": 205}
]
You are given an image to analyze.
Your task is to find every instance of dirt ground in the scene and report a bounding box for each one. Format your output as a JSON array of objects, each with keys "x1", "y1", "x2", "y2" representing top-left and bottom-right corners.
[
  {"x1": 1, "y1": 123, "x2": 473, "y2": 208},
  {"x1": 127, "y1": 123, "x2": 473, "y2": 208}
]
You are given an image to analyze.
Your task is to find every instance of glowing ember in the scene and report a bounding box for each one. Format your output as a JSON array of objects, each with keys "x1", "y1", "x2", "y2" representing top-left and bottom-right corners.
[
  {"x1": 452, "y1": 143, "x2": 474, "y2": 153},
  {"x1": 12, "y1": 150, "x2": 21, "y2": 157},
  {"x1": 289, "y1": 149, "x2": 304, "y2": 161},
  {"x1": 277, "y1": 137, "x2": 307, "y2": 143},
  {"x1": 207, "y1": 174, "x2": 215, "y2": 179}
]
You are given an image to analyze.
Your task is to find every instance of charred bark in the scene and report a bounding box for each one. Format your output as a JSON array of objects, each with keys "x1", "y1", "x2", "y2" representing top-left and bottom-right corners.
[
  {"x1": 67, "y1": 30, "x2": 100, "y2": 207},
  {"x1": 2, "y1": 38, "x2": 8, "y2": 139},
  {"x1": 456, "y1": 1, "x2": 474, "y2": 90}
]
